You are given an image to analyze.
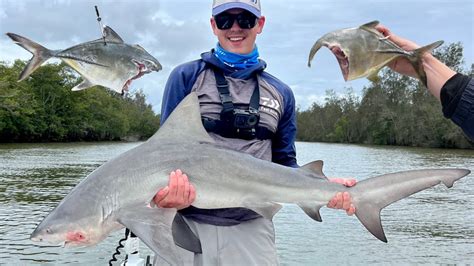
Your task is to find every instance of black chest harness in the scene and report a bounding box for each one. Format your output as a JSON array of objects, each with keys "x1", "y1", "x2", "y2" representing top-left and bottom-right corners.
[{"x1": 201, "y1": 68, "x2": 275, "y2": 140}]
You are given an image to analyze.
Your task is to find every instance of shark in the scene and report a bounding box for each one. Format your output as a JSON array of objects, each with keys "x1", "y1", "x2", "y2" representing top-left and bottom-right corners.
[
  {"x1": 29, "y1": 92, "x2": 470, "y2": 265},
  {"x1": 6, "y1": 26, "x2": 161, "y2": 95}
]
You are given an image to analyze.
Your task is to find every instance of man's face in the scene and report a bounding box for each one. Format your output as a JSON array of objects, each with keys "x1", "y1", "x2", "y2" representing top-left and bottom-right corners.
[{"x1": 211, "y1": 8, "x2": 265, "y2": 54}]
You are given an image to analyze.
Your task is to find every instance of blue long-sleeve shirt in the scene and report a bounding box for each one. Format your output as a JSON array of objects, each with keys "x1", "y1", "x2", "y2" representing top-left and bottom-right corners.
[{"x1": 160, "y1": 50, "x2": 298, "y2": 225}]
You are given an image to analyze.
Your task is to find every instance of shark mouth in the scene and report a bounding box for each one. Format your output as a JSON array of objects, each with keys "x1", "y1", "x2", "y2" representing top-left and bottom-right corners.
[
  {"x1": 122, "y1": 60, "x2": 152, "y2": 95},
  {"x1": 330, "y1": 45, "x2": 349, "y2": 81}
]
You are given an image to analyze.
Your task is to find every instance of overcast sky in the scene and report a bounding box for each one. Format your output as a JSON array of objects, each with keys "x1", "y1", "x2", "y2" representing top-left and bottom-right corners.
[{"x1": 0, "y1": 0, "x2": 472, "y2": 112}]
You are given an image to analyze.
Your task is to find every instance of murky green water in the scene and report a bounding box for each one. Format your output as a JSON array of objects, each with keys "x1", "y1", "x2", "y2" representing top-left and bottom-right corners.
[{"x1": 0, "y1": 142, "x2": 473, "y2": 265}]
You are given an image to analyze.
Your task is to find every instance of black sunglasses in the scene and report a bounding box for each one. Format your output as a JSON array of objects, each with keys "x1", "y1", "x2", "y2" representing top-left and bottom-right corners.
[{"x1": 214, "y1": 11, "x2": 258, "y2": 30}]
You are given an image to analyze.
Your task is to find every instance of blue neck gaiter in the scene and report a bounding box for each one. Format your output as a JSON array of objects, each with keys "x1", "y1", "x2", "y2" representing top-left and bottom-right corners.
[{"x1": 214, "y1": 43, "x2": 259, "y2": 69}]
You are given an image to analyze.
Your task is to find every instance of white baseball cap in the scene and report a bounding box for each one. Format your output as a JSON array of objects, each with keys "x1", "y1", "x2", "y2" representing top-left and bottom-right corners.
[{"x1": 212, "y1": 0, "x2": 261, "y2": 17}]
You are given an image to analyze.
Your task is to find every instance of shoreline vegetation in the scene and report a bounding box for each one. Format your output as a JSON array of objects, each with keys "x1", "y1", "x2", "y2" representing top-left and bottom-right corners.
[
  {"x1": 1, "y1": 42, "x2": 472, "y2": 148},
  {"x1": 0, "y1": 61, "x2": 160, "y2": 142}
]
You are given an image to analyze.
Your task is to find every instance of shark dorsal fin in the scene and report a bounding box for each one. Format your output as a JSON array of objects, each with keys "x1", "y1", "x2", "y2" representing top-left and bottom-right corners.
[
  {"x1": 102, "y1": 26, "x2": 124, "y2": 43},
  {"x1": 301, "y1": 160, "x2": 326, "y2": 178},
  {"x1": 148, "y1": 92, "x2": 214, "y2": 144}
]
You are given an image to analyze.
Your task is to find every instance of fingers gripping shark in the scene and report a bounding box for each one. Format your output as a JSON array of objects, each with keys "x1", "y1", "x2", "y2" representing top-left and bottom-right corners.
[{"x1": 30, "y1": 92, "x2": 470, "y2": 265}]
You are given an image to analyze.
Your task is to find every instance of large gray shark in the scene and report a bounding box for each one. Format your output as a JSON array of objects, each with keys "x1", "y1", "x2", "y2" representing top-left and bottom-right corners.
[
  {"x1": 6, "y1": 26, "x2": 161, "y2": 95},
  {"x1": 307, "y1": 20, "x2": 443, "y2": 87},
  {"x1": 30, "y1": 92, "x2": 470, "y2": 265}
]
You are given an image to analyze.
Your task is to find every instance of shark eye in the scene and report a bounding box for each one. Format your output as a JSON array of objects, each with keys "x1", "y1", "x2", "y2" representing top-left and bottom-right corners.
[{"x1": 46, "y1": 228, "x2": 53, "y2": 234}]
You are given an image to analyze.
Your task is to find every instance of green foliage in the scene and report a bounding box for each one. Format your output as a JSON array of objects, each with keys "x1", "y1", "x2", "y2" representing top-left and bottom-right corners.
[
  {"x1": 0, "y1": 61, "x2": 160, "y2": 142},
  {"x1": 296, "y1": 42, "x2": 473, "y2": 149}
]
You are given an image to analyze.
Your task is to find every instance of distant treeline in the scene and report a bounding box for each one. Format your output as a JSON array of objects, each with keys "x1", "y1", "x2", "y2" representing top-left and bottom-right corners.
[
  {"x1": 1, "y1": 43, "x2": 472, "y2": 148},
  {"x1": 0, "y1": 60, "x2": 160, "y2": 142},
  {"x1": 296, "y1": 42, "x2": 473, "y2": 149}
]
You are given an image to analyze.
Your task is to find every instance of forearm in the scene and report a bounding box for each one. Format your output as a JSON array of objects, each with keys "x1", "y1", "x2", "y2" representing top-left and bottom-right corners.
[{"x1": 422, "y1": 54, "x2": 457, "y2": 100}]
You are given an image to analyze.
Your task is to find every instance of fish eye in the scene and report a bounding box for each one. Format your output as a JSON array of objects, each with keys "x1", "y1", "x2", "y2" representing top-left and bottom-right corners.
[{"x1": 45, "y1": 228, "x2": 53, "y2": 234}]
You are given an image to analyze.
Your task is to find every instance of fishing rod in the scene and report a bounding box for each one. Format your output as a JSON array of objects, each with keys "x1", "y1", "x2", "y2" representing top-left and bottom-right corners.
[{"x1": 94, "y1": 5, "x2": 107, "y2": 45}]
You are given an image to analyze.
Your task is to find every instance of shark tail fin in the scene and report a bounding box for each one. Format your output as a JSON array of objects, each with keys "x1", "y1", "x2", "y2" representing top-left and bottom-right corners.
[
  {"x1": 352, "y1": 168, "x2": 469, "y2": 242},
  {"x1": 6, "y1": 33, "x2": 56, "y2": 81},
  {"x1": 409, "y1": 40, "x2": 444, "y2": 87}
]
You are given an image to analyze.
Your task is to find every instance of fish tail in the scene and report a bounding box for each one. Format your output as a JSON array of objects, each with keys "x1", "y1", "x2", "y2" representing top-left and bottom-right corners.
[
  {"x1": 409, "y1": 40, "x2": 444, "y2": 87},
  {"x1": 352, "y1": 168, "x2": 468, "y2": 243},
  {"x1": 5, "y1": 33, "x2": 56, "y2": 81},
  {"x1": 308, "y1": 39, "x2": 324, "y2": 67}
]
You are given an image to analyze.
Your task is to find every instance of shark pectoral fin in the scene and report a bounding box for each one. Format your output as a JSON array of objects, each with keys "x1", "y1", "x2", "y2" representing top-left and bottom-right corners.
[
  {"x1": 243, "y1": 202, "x2": 282, "y2": 220},
  {"x1": 354, "y1": 202, "x2": 387, "y2": 243},
  {"x1": 172, "y1": 213, "x2": 202, "y2": 253},
  {"x1": 298, "y1": 203, "x2": 323, "y2": 222},
  {"x1": 71, "y1": 79, "x2": 95, "y2": 91},
  {"x1": 117, "y1": 206, "x2": 183, "y2": 265}
]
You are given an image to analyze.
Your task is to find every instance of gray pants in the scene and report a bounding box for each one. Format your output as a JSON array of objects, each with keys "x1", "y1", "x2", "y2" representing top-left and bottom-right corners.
[{"x1": 155, "y1": 217, "x2": 279, "y2": 266}]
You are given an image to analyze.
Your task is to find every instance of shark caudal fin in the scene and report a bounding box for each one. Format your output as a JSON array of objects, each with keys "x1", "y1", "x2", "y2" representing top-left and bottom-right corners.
[
  {"x1": 351, "y1": 168, "x2": 470, "y2": 242},
  {"x1": 6, "y1": 33, "x2": 56, "y2": 81},
  {"x1": 409, "y1": 40, "x2": 444, "y2": 87}
]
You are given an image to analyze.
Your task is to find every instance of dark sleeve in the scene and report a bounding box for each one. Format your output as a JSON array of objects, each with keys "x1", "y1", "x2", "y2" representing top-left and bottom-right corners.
[
  {"x1": 440, "y1": 73, "x2": 474, "y2": 140},
  {"x1": 271, "y1": 88, "x2": 299, "y2": 168},
  {"x1": 160, "y1": 61, "x2": 206, "y2": 125}
]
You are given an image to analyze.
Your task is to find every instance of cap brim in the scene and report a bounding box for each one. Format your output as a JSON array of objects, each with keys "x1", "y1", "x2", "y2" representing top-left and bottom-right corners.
[{"x1": 212, "y1": 3, "x2": 261, "y2": 17}]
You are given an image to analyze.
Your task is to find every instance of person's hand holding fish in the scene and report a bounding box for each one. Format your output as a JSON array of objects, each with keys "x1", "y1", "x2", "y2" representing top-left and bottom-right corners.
[
  {"x1": 327, "y1": 177, "x2": 357, "y2": 215},
  {"x1": 375, "y1": 24, "x2": 457, "y2": 99},
  {"x1": 154, "y1": 169, "x2": 196, "y2": 210}
]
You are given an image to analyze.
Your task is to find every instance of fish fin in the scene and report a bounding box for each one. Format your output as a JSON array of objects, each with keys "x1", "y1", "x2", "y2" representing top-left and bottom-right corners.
[
  {"x1": 117, "y1": 206, "x2": 183, "y2": 265},
  {"x1": 102, "y1": 26, "x2": 125, "y2": 43},
  {"x1": 409, "y1": 40, "x2": 444, "y2": 87},
  {"x1": 147, "y1": 92, "x2": 215, "y2": 145},
  {"x1": 355, "y1": 202, "x2": 387, "y2": 242},
  {"x1": 360, "y1": 20, "x2": 380, "y2": 29},
  {"x1": 243, "y1": 202, "x2": 282, "y2": 220},
  {"x1": 301, "y1": 160, "x2": 327, "y2": 178},
  {"x1": 352, "y1": 168, "x2": 470, "y2": 242},
  {"x1": 367, "y1": 72, "x2": 380, "y2": 83},
  {"x1": 71, "y1": 79, "x2": 95, "y2": 91},
  {"x1": 172, "y1": 213, "x2": 202, "y2": 253},
  {"x1": 359, "y1": 20, "x2": 382, "y2": 35},
  {"x1": 298, "y1": 203, "x2": 323, "y2": 222},
  {"x1": 308, "y1": 38, "x2": 326, "y2": 67},
  {"x1": 6, "y1": 33, "x2": 55, "y2": 81}
]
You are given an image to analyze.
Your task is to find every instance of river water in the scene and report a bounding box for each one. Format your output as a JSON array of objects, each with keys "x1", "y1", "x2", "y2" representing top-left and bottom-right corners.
[{"x1": 0, "y1": 142, "x2": 472, "y2": 265}]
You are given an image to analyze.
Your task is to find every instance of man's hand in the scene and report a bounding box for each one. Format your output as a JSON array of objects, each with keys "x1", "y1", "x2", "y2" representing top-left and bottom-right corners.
[
  {"x1": 327, "y1": 177, "x2": 356, "y2": 215},
  {"x1": 375, "y1": 24, "x2": 421, "y2": 78},
  {"x1": 153, "y1": 169, "x2": 196, "y2": 210}
]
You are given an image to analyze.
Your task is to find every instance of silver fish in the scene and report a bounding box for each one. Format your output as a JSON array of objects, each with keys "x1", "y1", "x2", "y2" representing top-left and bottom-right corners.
[
  {"x1": 308, "y1": 20, "x2": 443, "y2": 87},
  {"x1": 6, "y1": 26, "x2": 161, "y2": 95},
  {"x1": 30, "y1": 92, "x2": 470, "y2": 265}
]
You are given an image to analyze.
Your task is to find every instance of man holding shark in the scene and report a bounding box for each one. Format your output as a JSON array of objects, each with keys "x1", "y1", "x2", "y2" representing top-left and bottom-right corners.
[
  {"x1": 153, "y1": 1, "x2": 472, "y2": 264},
  {"x1": 153, "y1": 0, "x2": 355, "y2": 264}
]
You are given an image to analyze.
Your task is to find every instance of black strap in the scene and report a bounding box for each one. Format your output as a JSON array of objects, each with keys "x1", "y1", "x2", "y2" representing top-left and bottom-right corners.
[
  {"x1": 213, "y1": 69, "x2": 235, "y2": 117},
  {"x1": 212, "y1": 68, "x2": 260, "y2": 116},
  {"x1": 202, "y1": 117, "x2": 275, "y2": 140}
]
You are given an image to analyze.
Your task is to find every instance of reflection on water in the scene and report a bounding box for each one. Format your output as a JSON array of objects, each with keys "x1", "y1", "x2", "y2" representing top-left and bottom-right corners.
[{"x1": 0, "y1": 142, "x2": 473, "y2": 265}]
